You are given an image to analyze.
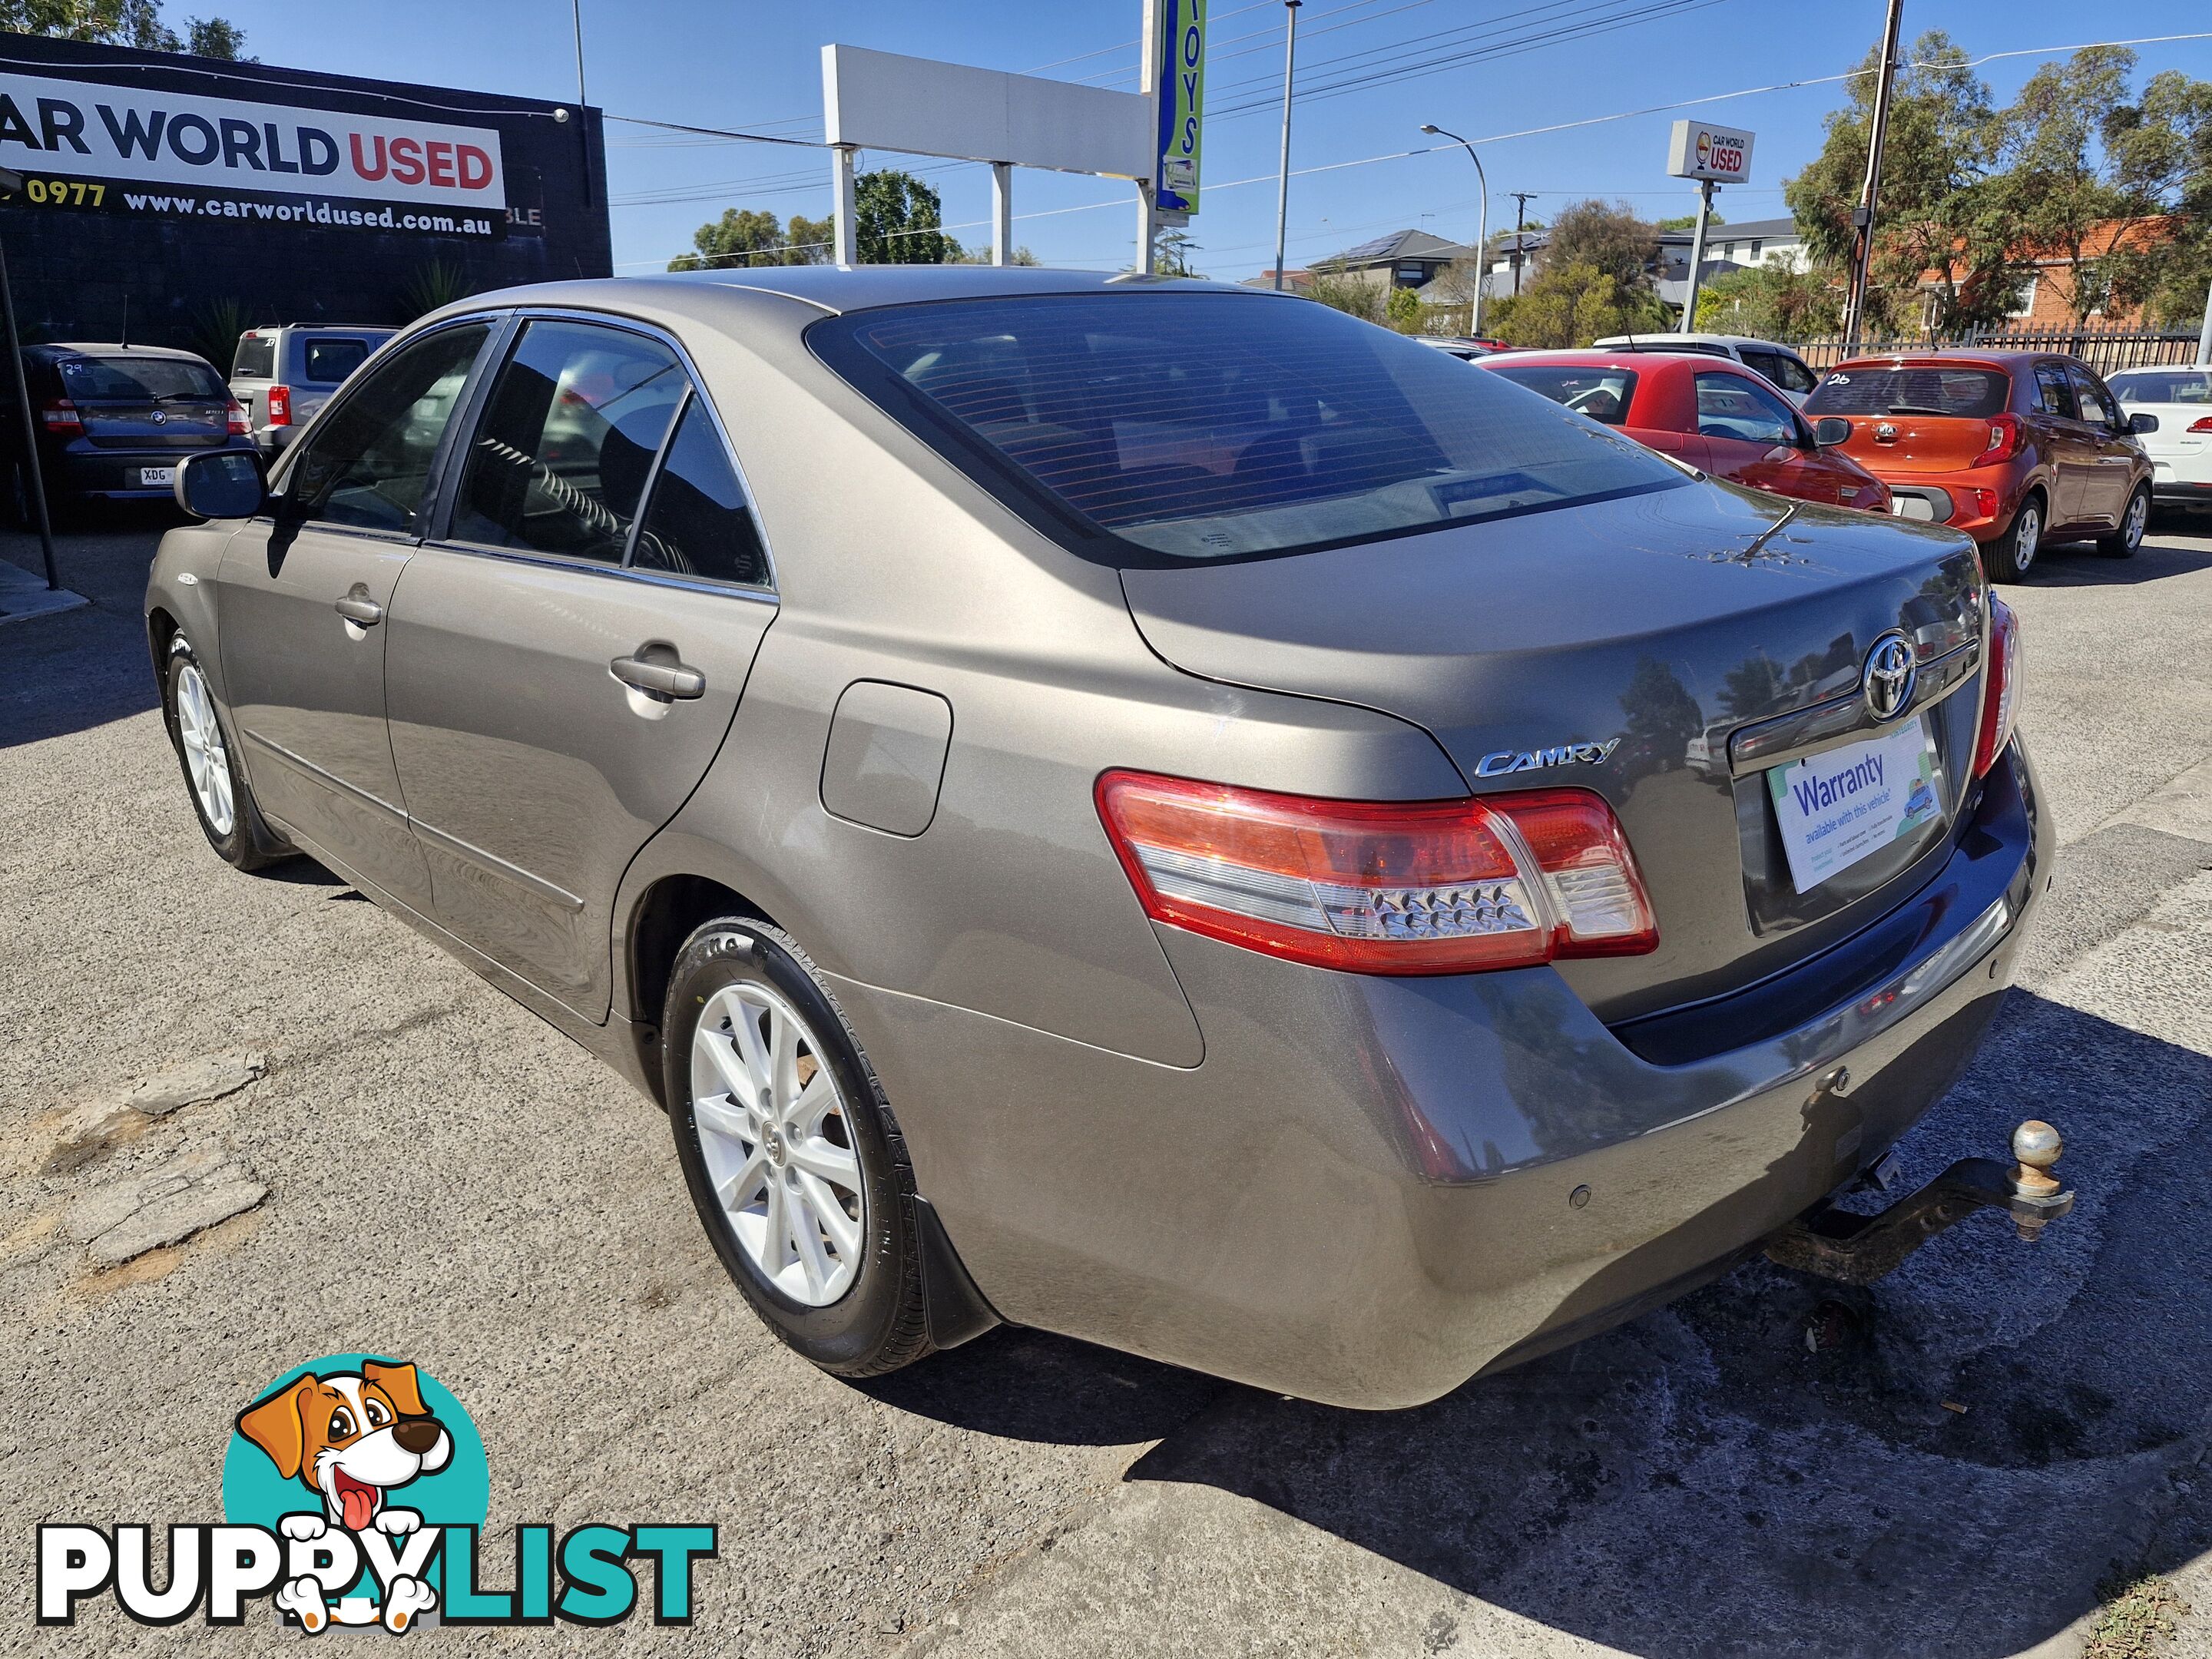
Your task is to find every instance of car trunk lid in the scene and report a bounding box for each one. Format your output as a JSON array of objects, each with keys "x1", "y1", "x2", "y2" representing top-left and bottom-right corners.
[
  {"x1": 1119, "y1": 481, "x2": 1987, "y2": 1025},
  {"x1": 58, "y1": 356, "x2": 233, "y2": 450},
  {"x1": 1805, "y1": 359, "x2": 2015, "y2": 476}
]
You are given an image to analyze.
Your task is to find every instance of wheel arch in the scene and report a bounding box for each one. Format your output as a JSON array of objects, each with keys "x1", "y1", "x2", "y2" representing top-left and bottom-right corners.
[{"x1": 622, "y1": 870, "x2": 786, "y2": 1104}]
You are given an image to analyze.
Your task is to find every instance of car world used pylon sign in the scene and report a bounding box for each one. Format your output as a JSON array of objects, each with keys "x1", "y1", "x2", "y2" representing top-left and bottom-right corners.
[{"x1": 1155, "y1": 0, "x2": 1206, "y2": 214}]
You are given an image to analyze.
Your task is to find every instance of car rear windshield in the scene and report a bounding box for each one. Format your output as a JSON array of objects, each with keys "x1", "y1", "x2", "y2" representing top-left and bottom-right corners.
[
  {"x1": 1804, "y1": 364, "x2": 2009, "y2": 419},
  {"x1": 810, "y1": 293, "x2": 1684, "y2": 565},
  {"x1": 1484, "y1": 364, "x2": 1637, "y2": 425},
  {"x1": 232, "y1": 336, "x2": 275, "y2": 379},
  {"x1": 2107, "y1": 368, "x2": 2212, "y2": 404},
  {"x1": 303, "y1": 337, "x2": 373, "y2": 383},
  {"x1": 58, "y1": 356, "x2": 227, "y2": 402}
]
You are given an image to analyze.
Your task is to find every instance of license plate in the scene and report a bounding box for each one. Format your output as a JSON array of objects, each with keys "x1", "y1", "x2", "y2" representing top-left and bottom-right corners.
[
  {"x1": 1890, "y1": 496, "x2": 1936, "y2": 521},
  {"x1": 139, "y1": 466, "x2": 176, "y2": 487},
  {"x1": 1767, "y1": 722, "x2": 1943, "y2": 894}
]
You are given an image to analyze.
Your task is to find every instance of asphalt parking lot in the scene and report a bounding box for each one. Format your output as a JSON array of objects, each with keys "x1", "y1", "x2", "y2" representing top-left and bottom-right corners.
[{"x1": 5, "y1": 512, "x2": 2212, "y2": 1658}]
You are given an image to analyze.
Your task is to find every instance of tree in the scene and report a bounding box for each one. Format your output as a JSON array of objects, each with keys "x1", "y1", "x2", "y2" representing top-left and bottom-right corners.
[
  {"x1": 954, "y1": 245, "x2": 1041, "y2": 266},
  {"x1": 1694, "y1": 258, "x2": 1839, "y2": 337},
  {"x1": 853, "y1": 168, "x2": 962, "y2": 264},
  {"x1": 1655, "y1": 210, "x2": 1724, "y2": 233},
  {"x1": 1785, "y1": 30, "x2": 2004, "y2": 335},
  {"x1": 0, "y1": 0, "x2": 248, "y2": 56},
  {"x1": 1486, "y1": 261, "x2": 1668, "y2": 349},
  {"x1": 1538, "y1": 199, "x2": 1660, "y2": 290},
  {"x1": 1989, "y1": 47, "x2": 2157, "y2": 326},
  {"x1": 1385, "y1": 285, "x2": 1422, "y2": 333},
  {"x1": 1155, "y1": 229, "x2": 1202, "y2": 277},
  {"x1": 1305, "y1": 272, "x2": 1386, "y2": 324},
  {"x1": 2091, "y1": 65, "x2": 2212, "y2": 324}
]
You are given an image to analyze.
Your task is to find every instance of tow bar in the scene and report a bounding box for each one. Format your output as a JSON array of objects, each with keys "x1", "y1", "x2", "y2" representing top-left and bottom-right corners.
[{"x1": 1765, "y1": 1120, "x2": 2075, "y2": 1286}]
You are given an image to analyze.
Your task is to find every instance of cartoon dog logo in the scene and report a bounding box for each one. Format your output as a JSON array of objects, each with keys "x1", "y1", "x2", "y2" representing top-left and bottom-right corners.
[{"x1": 235, "y1": 1359, "x2": 452, "y2": 1631}]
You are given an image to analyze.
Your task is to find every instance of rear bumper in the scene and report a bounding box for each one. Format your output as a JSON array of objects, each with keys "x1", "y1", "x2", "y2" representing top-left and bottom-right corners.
[
  {"x1": 56, "y1": 446, "x2": 247, "y2": 499},
  {"x1": 2150, "y1": 476, "x2": 2212, "y2": 504},
  {"x1": 835, "y1": 740, "x2": 2052, "y2": 1409}
]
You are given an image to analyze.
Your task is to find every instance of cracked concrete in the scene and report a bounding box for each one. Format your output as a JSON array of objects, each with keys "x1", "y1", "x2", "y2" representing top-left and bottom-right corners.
[{"x1": 4, "y1": 519, "x2": 2210, "y2": 1657}]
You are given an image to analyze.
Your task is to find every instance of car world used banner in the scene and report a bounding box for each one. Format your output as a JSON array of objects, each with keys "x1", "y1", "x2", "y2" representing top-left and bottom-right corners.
[{"x1": 0, "y1": 69, "x2": 506, "y2": 210}]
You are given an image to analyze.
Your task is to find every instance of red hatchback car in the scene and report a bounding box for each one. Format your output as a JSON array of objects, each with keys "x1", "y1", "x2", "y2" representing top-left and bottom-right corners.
[
  {"x1": 1482, "y1": 349, "x2": 1892, "y2": 513},
  {"x1": 1803, "y1": 350, "x2": 2156, "y2": 582}
]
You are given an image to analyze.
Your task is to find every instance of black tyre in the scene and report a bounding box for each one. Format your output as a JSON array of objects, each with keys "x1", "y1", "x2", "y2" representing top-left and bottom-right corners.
[
  {"x1": 663, "y1": 918, "x2": 932, "y2": 1378},
  {"x1": 161, "y1": 635, "x2": 294, "y2": 870},
  {"x1": 1983, "y1": 490, "x2": 2043, "y2": 584},
  {"x1": 2098, "y1": 484, "x2": 2149, "y2": 558}
]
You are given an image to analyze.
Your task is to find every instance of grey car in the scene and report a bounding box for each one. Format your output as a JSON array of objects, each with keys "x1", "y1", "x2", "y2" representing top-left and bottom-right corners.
[
  {"x1": 147, "y1": 267, "x2": 2050, "y2": 1409},
  {"x1": 229, "y1": 323, "x2": 396, "y2": 454}
]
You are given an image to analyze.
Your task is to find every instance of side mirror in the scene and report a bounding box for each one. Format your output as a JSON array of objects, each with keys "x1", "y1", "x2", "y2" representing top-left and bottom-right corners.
[
  {"x1": 174, "y1": 450, "x2": 266, "y2": 519},
  {"x1": 1810, "y1": 416, "x2": 1853, "y2": 447},
  {"x1": 2129, "y1": 410, "x2": 2160, "y2": 435}
]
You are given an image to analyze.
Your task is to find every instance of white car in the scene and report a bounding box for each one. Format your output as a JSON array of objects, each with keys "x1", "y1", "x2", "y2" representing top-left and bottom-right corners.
[
  {"x1": 2106, "y1": 364, "x2": 2212, "y2": 513},
  {"x1": 1591, "y1": 333, "x2": 1820, "y2": 404}
]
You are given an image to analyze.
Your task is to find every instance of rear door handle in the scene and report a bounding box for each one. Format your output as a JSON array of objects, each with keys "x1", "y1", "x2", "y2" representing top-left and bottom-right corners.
[
  {"x1": 610, "y1": 652, "x2": 706, "y2": 700},
  {"x1": 333, "y1": 585, "x2": 384, "y2": 627}
]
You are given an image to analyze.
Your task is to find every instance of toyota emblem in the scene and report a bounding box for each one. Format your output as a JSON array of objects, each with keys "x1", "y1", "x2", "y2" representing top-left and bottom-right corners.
[{"x1": 1862, "y1": 633, "x2": 1917, "y2": 721}]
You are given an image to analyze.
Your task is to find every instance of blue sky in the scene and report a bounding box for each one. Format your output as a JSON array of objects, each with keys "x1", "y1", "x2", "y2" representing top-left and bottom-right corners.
[{"x1": 207, "y1": 0, "x2": 2212, "y2": 279}]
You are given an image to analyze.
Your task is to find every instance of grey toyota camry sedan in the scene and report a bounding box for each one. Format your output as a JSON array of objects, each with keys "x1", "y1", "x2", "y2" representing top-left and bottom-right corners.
[{"x1": 149, "y1": 267, "x2": 2049, "y2": 1409}]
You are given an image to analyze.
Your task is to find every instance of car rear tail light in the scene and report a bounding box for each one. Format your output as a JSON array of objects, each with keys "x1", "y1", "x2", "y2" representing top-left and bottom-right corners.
[
  {"x1": 1094, "y1": 770, "x2": 1657, "y2": 975},
  {"x1": 40, "y1": 398, "x2": 81, "y2": 436},
  {"x1": 265, "y1": 384, "x2": 291, "y2": 426},
  {"x1": 1972, "y1": 595, "x2": 2022, "y2": 780},
  {"x1": 1971, "y1": 413, "x2": 2025, "y2": 466},
  {"x1": 225, "y1": 399, "x2": 250, "y2": 436},
  {"x1": 2190, "y1": 416, "x2": 2212, "y2": 434}
]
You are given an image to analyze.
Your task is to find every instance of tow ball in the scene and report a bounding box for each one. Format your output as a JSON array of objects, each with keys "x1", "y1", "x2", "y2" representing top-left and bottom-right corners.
[{"x1": 1764, "y1": 1120, "x2": 2075, "y2": 1286}]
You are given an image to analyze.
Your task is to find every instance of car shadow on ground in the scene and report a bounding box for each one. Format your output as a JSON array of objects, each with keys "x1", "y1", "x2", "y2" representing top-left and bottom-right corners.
[
  {"x1": 2032, "y1": 535, "x2": 2212, "y2": 586},
  {"x1": 873, "y1": 989, "x2": 2212, "y2": 1657}
]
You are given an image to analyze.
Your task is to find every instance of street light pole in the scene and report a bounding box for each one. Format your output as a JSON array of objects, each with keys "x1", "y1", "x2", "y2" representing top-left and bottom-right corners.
[
  {"x1": 570, "y1": 0, "x2": 586, "y2": 106},
  {"x1": 1421, "y1": 124, "x2": 1488, "y2": 337},
  {"x1": 1270, "y1": 1, "x2": 1302, "y2": 292},
  {"x1": 1841, "y1": 0, "x2": 1904, "y2": 350},
  {"x1": 0, "y1": 167, "x2": 58, "y2": 591}
]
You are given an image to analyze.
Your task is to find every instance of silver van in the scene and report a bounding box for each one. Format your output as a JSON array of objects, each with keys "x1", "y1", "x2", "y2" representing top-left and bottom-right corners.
[{"x1": 228, "y1": 325, "x2": 395, "y2": 453}]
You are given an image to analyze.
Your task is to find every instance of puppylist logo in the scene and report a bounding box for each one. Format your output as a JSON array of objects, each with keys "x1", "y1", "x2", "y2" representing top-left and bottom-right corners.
[{"x1": 38, "y1": 1353, "x2": 715, "y2": 1633}]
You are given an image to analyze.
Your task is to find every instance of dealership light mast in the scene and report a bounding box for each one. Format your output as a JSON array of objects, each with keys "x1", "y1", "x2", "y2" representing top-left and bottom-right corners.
[{"x1": 1271, "y1": 1, "x2": 1300, "y2": 293}]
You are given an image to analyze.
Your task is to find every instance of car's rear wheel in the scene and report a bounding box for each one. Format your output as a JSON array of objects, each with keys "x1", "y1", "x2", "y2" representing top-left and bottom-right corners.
[
  {"x1": 664, "y1": 918, "x2": 933, "y2": 1379},
  {"x1": 2098, "y1": 484, "x2": 2149, "y2": 558},
  {"x1": 162, "y1": 636, "x2": 293, "y2": 870},
  {"x1": 1984, "y1": 491, "x2": 2042, "y2": 583}
]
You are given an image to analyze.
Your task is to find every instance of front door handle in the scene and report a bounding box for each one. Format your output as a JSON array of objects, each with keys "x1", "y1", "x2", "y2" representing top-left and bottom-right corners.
[
  {"x1": 610, "y1": 651, "x2": 706, "y2": 700},
  {"x1": 333, "y1": 585, "x2": 384, "y2": 627}
]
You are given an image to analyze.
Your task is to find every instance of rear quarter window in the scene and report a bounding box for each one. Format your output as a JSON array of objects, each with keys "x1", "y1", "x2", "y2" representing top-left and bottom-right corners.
[
  {"x1": 1485, "y1": 364, "x2": 1637, "y2": 425},
  {"x1": 1806, "y1": 366, "x2": 2010, "y2": 419},
  {"x1": 301, "y1": 337, "x2": 373, "y2": 384},
  {"x1": 810, "y1": 293, "x2": 1684, "y2": 566}
]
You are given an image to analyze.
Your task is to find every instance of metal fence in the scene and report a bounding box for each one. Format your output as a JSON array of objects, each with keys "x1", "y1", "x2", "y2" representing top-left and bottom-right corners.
[{"x1": 1786, "y1": 328, "x2": 2209, "y2": 375}]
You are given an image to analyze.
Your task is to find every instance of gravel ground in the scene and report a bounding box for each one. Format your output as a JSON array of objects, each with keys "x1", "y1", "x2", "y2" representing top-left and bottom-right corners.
[{"x1": 4, "y1": 515, "x2": 2210, "y2": 1658}]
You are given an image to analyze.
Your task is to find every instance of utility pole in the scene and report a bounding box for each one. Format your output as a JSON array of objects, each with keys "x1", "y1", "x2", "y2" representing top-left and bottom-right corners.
[
  {"x1": 1270, "y1": 1, "x2": 1302, "y2": 291},
  {"x1": 570, "y1": 0, "x2": 586, "y2": 106},
  {"x1": 1509, "y1": 190, "x2": 1536, "y2": 296},
  {"x1": 1840, "y1": 0, "x2": 1905, "y2": 351}
]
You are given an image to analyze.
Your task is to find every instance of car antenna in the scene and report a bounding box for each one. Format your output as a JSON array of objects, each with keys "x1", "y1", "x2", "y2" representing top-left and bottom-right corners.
[{"x1": 119, "y1": 293, "x2": 127, "y2": 349}]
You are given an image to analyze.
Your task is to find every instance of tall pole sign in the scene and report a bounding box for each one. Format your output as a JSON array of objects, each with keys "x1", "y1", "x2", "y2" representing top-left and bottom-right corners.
[
  {"x1": 1842, "y1": 0, "x2": 1906, "y2": 350},
  {"x1": 1155, "y1": 0, "x2": 1206, "y2": 220},
  {"x1": 1665, "y1": 118, "x2": 1754, "y2": 333}
]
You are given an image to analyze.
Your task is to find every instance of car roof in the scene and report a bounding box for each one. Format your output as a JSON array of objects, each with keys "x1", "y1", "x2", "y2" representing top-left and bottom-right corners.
[
  {"x1": 41, "y1": 341, "x2": 214, "y2": 361},
  {"x1": 243, "y1": 324, "x2": 394, "y2": 335},
  {"x1": 1594, "y1": 333, "x2": 1803, "y2": 353},
  {"x1": 1826, "y1": 350, "x2": 2034, "y2": 371},
  {"x1": 615, "y1": 264, "x2": 1247, "y2": 316},
  {"x1": 1484, "y1": 349, "x2": 1742, "y2": 373}
]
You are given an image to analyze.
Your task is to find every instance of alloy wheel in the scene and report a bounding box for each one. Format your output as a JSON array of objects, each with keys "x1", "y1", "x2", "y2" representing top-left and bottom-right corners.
[
  {"x1": 691, "y1": 981, "x2": 866, "y2": 1306},
  {"x1": 175, "y1": 662, "x2": 236, "y2": 836},
  {"x1": 2124, "y1": 492, "x2": 2147, "y2": 550},
  {"x1": 2014, "y1": 502, "x2": 2040, "y2": 573}
]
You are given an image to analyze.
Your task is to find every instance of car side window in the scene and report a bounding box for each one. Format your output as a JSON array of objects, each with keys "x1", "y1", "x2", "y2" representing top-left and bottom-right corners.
[
  {"x1": 1774, "y1": 354, "x2": 1818, "y2": 395},
  {"x1": 2068, "y1": 365, "x2": 2118, "y2": 430},
  {"x1": 2034, "y1": 363, "x2": 2078, "y2": 421},
  {"x1": 285, "y1": 323, "x2": 491, "y2": 535},
  {"x1": 1695, "y1": 370, "x2": 1797, "y2": 445},
  {"x1": 452, "y1": 320, "x2": 687, "y2": 564},
  {"x1": 629, "y1": 397, "x2": 772, "y2": 588}
]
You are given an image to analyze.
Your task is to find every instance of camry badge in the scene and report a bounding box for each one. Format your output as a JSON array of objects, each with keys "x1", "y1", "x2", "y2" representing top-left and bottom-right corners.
[
  {"x1": 1475, "y1": 738, "x2": 1621, "y2": 778},
  {"x1": 1862, "y1": 632, "x2": 1917, "y2": 721}
]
